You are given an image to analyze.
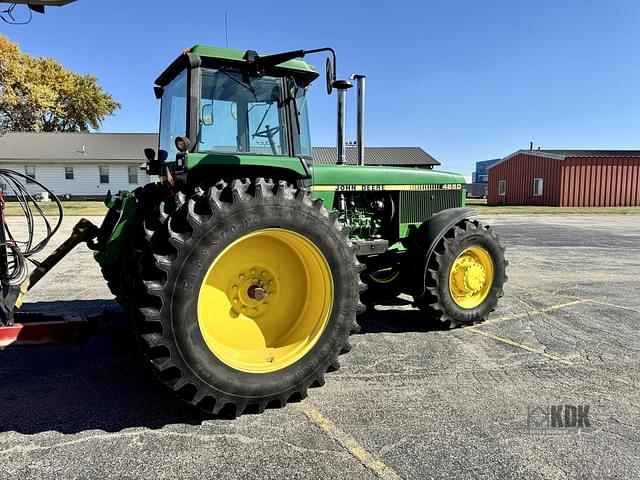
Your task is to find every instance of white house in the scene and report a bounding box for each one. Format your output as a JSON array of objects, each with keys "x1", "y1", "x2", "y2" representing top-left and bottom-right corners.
[{"x1": 0, "y1": 132, "x2": 158, "y2": 199}]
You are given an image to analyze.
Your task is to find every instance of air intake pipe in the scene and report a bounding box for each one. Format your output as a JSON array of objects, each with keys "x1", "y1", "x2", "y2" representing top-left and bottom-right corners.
[
  {"x1": 350, "y1": 74, "x2": 366, "y2": 166},
  {"x1": 332, "y1": 80, "x2": 353, "y2": 165}
]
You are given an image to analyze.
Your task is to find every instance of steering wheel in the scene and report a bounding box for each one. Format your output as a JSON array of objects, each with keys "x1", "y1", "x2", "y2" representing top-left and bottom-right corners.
[{"x1": 252, "y1": 125, "x2": 280, "y2": 138}]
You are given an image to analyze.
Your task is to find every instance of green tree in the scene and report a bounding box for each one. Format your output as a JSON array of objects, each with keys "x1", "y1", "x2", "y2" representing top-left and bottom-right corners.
[{"x1": 0, "y1": 35, "x2": 119, "y2": 132}]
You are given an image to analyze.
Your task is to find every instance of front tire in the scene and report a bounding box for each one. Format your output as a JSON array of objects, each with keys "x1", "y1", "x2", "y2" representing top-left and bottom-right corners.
[
  {"x1": 135, "y1": 179, "x2": 364, "y2": 416},
  {"x1": 413, "y1": 219, "x2": 507, "y2": 328}
]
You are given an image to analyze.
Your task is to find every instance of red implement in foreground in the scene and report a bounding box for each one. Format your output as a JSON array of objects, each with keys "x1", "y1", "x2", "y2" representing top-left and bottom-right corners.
[{"x1": 0, "y1": 313, "x2": 87, "y2": 348}]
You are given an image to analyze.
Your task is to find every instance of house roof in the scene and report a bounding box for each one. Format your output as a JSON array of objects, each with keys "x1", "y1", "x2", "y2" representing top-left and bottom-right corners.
[
  {"x1": 0, "y1": 132, "x2": 157, "y2": 162},
  {"x1": 0, "y1": 132, "x2": 440, "y2": 168},
  {"x1": 311, "y1": 147, "x2": 439, "y2": 167},
  {"x1": 490, "y1": 149, "x2": 640, "y2": 169}
]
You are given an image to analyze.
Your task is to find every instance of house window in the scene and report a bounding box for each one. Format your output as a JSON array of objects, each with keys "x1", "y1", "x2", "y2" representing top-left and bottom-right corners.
[
  {"x1": 533, "y1": 178, "x2": 543, "y2": 196},
  {"x1": 498, "y1": 180, "x2": 506, "y2": 196},
  {"x1": 25, "y1": 165, "x2": 36, "y2": 183},
  {"x1": 128, "y1": 165, "x2": 138, "y2": 184},
  {"x1": 65, "y1": 167, "x2": 74, "y2": 180},
  {"x1": 99, "y1": 166, "x2": 109, "y2": 184}
]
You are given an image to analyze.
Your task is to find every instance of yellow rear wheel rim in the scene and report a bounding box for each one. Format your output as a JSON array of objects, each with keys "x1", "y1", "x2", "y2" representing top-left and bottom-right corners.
[
  {"x1": 448, "y1": 246, "x2": 494, "y2": 309},
  {"x1": 197, "y1": 228, "x2": 333, "y2": 373}
]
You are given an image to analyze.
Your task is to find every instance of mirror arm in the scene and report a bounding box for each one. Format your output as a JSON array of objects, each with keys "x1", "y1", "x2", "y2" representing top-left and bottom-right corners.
[
  {"x1": 302, "y1": 47, "x2": 337, "y2": 80},
  {"x1": 244, "y1": 47, "x2": 337, "y2": 80}
]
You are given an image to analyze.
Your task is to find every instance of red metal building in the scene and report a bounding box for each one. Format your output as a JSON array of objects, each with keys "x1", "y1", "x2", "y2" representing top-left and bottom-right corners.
[{"x1": 487, "y1": 150, "x2": 640, "y2": 207}]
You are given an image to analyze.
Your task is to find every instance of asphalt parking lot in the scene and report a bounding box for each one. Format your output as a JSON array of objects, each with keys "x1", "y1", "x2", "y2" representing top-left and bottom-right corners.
[{"x1": 0, "y1": 214, "x2": 638, "y2": 480}]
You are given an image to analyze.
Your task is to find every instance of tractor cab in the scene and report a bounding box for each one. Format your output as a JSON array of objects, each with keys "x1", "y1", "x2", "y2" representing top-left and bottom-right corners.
[{"x1": 150, "y1": 46, "x2": 323, "y2": 178}]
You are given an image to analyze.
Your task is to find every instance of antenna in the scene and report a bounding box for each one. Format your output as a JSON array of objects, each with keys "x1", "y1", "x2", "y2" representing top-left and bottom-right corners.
[{"x1": 224, "y1": 11, "x2": 229, "y2": 48}]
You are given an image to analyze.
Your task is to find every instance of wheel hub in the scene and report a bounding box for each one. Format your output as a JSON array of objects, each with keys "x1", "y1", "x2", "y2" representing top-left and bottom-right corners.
[
  {"x1": 463, "y1": 262, "x2": 486, "y2": 293},
  {"x1": 248, "y1": 285, "x2": 266, "y2": 301},
  {"x1": 227, "y1": 267, "x2": 277, "y2": 317}
]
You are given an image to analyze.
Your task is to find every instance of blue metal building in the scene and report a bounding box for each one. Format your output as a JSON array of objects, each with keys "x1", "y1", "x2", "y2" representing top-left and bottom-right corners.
[{"x1": 472, "y1": 159, "x2": 500, "y2": 184}]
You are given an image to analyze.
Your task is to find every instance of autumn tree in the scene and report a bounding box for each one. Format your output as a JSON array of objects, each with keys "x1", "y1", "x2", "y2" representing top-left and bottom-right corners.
[{"x1": 0, "y1": 35, "x2": 119, "y2": 132}]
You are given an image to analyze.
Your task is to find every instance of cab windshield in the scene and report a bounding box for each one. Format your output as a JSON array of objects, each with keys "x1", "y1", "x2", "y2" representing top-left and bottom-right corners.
[{"x1": 198, "y1": 69, "x2": 310, "y2": 157}]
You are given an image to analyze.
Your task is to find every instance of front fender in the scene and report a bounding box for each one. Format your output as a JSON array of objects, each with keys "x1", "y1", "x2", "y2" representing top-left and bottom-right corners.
[{"x1": 402, "y1": 207, "x2": 476, "y2": 297}]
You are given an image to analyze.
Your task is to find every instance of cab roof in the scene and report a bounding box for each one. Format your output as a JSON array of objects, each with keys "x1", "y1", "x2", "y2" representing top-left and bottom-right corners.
[
  {"x1": 191, "y1": 45, "x2": 318, "y2": 74},
  {"x1": 155, "y1": 45, "x2": 319, "y2": 87}
]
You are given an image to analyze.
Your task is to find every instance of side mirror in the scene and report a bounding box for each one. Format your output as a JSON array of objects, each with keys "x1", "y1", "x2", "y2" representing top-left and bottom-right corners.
[
  {"x1": 325, "y1": 57, "x2": 334, "y2": 95},
  {"x1": 175, "y1": 136, "x2": 191, "y2": 152},
  {"x1": 201, "y1": 104, "x2": 214, "y2": 126},
  {"x1": 144, "y1": 148, "x2": 160, "y2": 175}
]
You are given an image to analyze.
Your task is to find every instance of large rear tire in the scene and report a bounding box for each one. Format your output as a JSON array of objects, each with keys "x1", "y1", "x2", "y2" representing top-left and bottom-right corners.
[
  {"x1": 413, "y1": 218, "x2": 507, "y2": 328},
  {"x1": 117, "y1": 189, "x2": 181, "y2": 329},
  {"x1": 134, "y1": 179, "x2": 364, "y2": 416}
]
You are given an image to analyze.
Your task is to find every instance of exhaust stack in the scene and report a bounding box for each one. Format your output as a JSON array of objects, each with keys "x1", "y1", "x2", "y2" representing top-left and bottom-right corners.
[
  {"x1": 350, "y1": 74, "x2": 366, "y2": 166},
  {"x1": 332, "y1": 80, "x2": 353, "y2": 165}
]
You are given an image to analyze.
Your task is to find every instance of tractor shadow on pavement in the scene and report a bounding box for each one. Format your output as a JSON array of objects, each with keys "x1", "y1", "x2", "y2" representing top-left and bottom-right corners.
[
  {"x1": 357, "y1": 296, "x2": 449, "y2": 334},
  {"x1": 0, "y1": 300, "x2": 210, "y2": 435},
  {"x1": 0, "y1": 297, "x2": 443, "y2": 434}
]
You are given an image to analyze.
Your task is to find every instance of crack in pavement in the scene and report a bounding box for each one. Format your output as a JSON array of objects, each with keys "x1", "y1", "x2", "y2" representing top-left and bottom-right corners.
[{"x1": 0, "y1": 429, "x2": 343, "y2": 457}]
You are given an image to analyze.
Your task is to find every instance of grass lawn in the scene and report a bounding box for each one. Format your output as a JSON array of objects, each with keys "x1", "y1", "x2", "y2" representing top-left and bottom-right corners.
[
  {"x1": 465, "y1": 198, "x2": 640, "y2": 214},
  {"x1": 3, "y1": 201, "x2": 107, "y2": 217}
]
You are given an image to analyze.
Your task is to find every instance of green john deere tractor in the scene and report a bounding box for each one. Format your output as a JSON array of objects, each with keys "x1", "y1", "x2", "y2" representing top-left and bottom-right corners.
[{"x1": 92, "y1": 45, "x2": 507, "y2": 416}]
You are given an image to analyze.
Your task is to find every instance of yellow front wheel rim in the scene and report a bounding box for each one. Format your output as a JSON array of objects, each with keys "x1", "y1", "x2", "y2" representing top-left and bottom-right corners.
[
  {"x1": 448, "y1": 246, "x2": 494, "y2": 309},
  {"x1": 197, "y1": 229, "x2": 334, "y2": 373}
]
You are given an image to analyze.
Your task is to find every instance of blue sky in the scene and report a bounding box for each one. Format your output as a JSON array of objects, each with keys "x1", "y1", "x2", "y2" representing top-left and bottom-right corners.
[{"x1": 3, "y1": 0, "x2": 640, "y2": 176}]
